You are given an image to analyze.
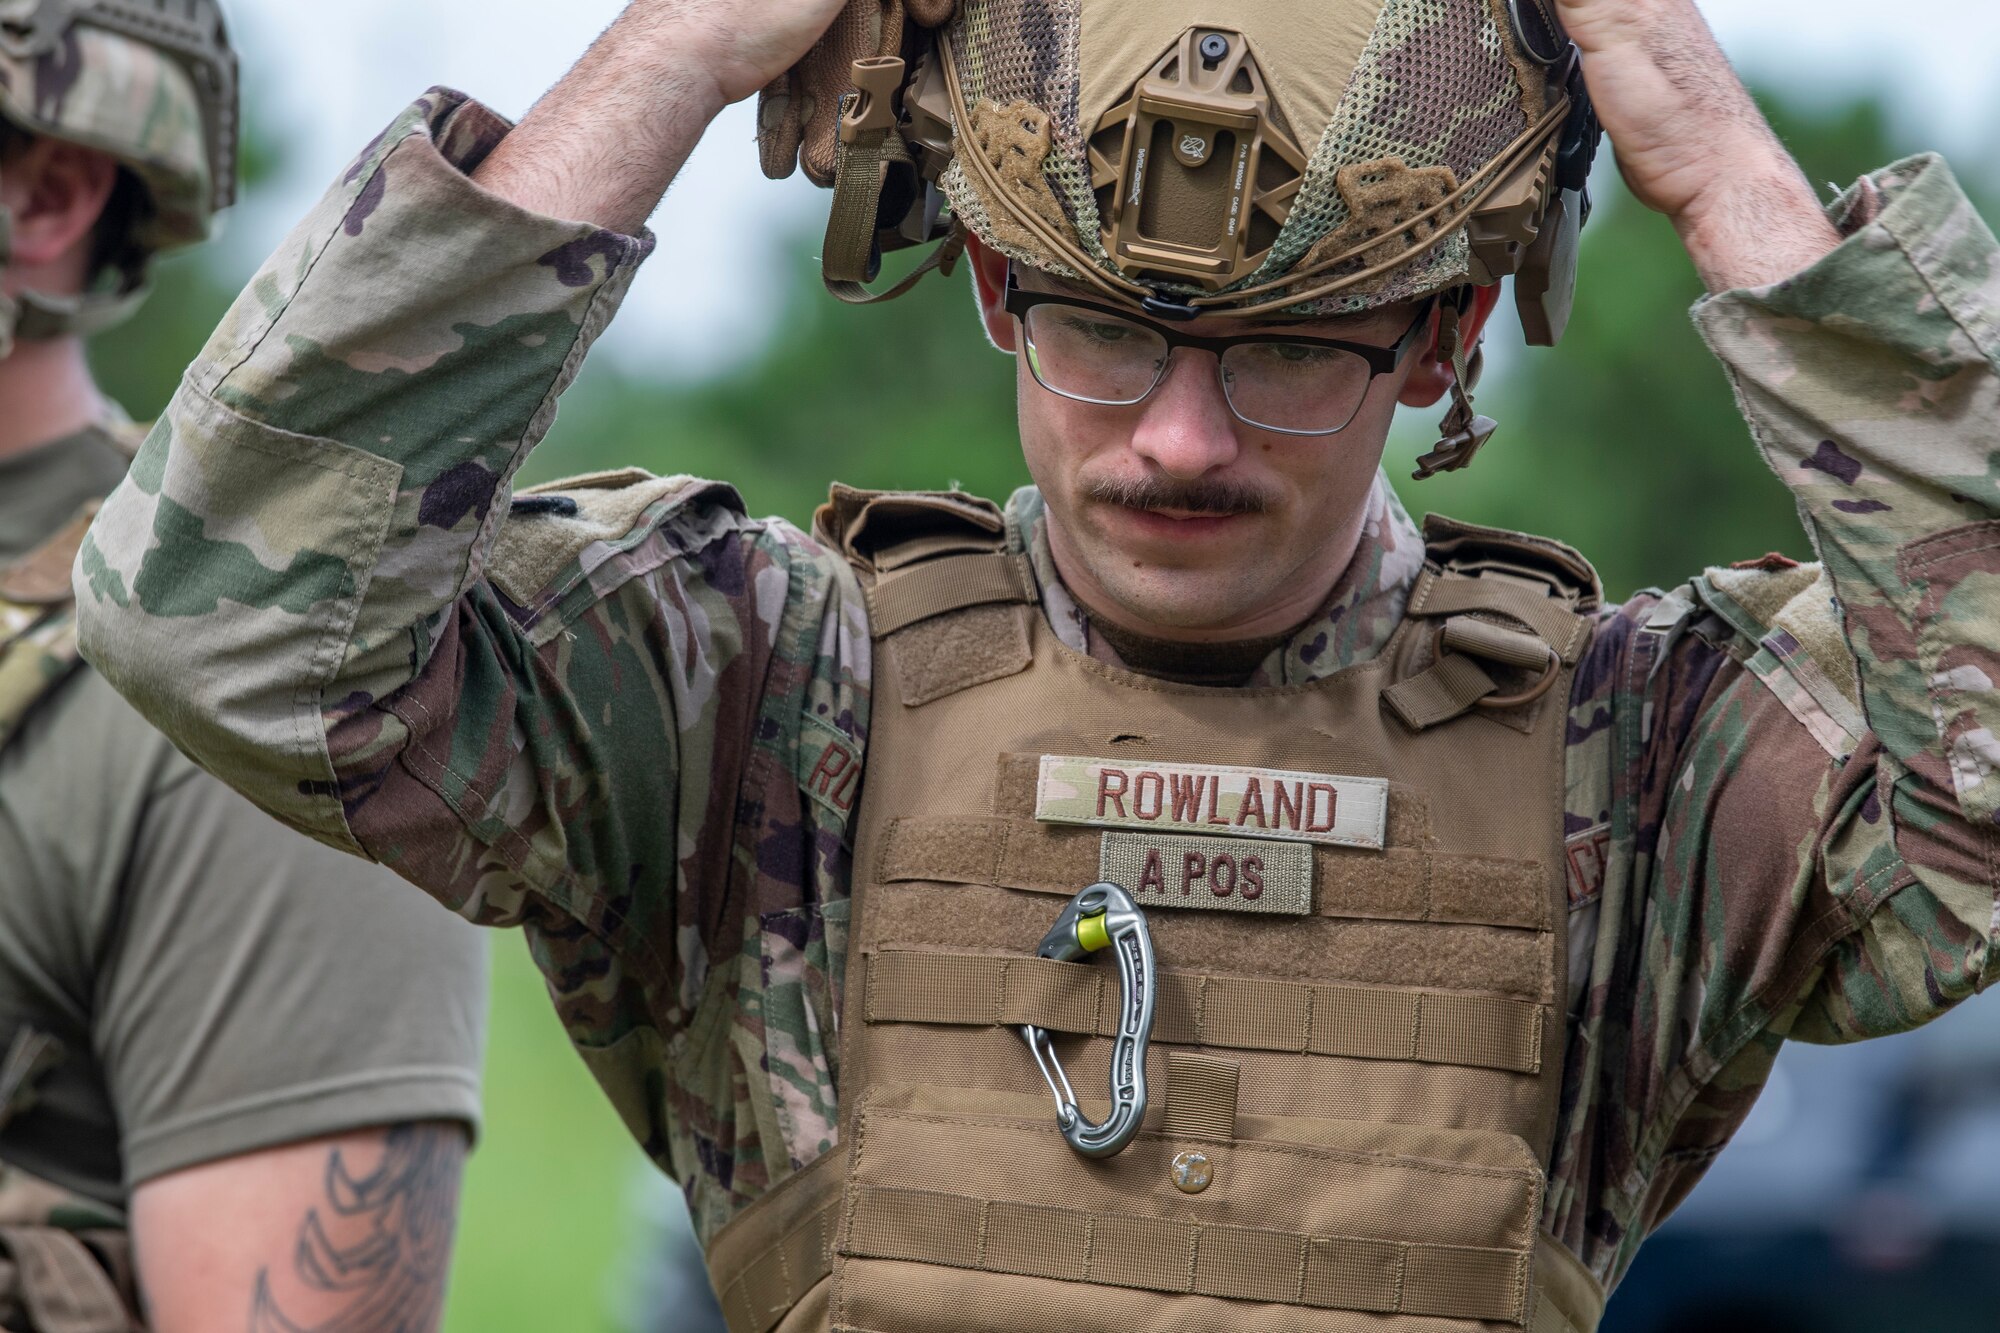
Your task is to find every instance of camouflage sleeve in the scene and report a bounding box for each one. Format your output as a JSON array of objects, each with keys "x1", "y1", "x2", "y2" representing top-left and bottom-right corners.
[
  {"x1": 75, "y1": 90, "x2": 877, "y2": 1214},
  {"x1": 1693, "y1": 152, "x2": 2000, "y2": 1033},
  {"x1": 1547, "y1": 157, "x2": 2000, "y2": 1281},
  {"x1": 69, "y1": 90, "x2": 871, "y2": 927},
  {"x1": 73, "y1": 88, "x2": 652, "y2": 854}
]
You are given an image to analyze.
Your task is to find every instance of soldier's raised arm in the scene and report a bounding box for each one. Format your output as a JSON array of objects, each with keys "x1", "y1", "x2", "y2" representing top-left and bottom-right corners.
[
  {"x1": 73, "y1": 2, "x2": 874, "y2": 1226},
  {"x1": 1534, "y1": 0, "x2": 2000, "y2": 1274},
  {"x1": 76, "y1": 0, "x2": 849, "y2": 851}
]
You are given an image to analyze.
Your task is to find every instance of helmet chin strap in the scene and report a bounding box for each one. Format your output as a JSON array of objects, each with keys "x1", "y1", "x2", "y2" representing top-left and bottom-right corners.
[{"x1": 1410, "y1": 292, "x2": 1499, "y2": 481}]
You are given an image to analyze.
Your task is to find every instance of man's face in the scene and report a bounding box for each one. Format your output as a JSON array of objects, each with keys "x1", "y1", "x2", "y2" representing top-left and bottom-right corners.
[{"x1": 980, "y1": 256, "x2": 1432, "y2": 640}]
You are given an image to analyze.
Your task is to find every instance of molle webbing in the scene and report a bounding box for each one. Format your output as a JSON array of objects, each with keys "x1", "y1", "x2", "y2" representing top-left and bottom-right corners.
[
  {"x1": 707, "y1": 1150, "x2": 843, "y2": 1333},
  {"x1": 1159, "y1": 1052, "x2": 1240, "y2": 1139},
  {"x1": 1384, "y1": 516, "x2": 1599, "y2": 732},
  {"x1": 863, "y1": 950, "x2": 1545, "y2": 1075},
  {"x1": 712, "y1": 1160, "x2": 1600, "y2": 1328},
  {"x1": 723, "y1": 489, "x2": 1604, "y2": 1333},
  {"x1": 841, "y1": 1185, "x2": 1532, "y2": 1323}
]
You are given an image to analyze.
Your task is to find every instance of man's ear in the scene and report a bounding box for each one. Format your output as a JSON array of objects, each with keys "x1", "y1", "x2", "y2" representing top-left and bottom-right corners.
[
  {"x1": 964, "y1": 230, "x2": 1018, "y2": 354},
  {"x1": 2, "y1": 138, "x2": 118, "y2": 274},
  {"x1": 1397, "y1": 283, "x2": 1503, "y2": 409}
]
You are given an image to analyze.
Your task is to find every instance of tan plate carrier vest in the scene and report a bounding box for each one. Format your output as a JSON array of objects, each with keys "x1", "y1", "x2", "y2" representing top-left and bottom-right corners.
[
  {"x1": 706, "y1": 488, "x2": 1608, "y2": 1333},
  {"x1": 0, "y1": 503, "x2": 146, "y2": 1333}
]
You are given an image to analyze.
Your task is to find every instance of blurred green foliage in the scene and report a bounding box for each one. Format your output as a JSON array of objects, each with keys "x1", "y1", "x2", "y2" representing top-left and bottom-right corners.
[{"x1": 75, "y1": 82, "x2": 1992, "y2": 1331}]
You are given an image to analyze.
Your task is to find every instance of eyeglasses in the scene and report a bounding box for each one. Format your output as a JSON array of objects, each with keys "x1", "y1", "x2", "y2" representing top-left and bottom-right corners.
[{"x1": 1004, "y1": 272, "x2": 1434, "y2": 436}]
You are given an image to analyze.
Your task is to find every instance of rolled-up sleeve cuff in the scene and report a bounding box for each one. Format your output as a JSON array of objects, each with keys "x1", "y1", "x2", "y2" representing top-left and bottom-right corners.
[{"x1": 1695, "y1": 153, "x2": 1999, "y2": 367}]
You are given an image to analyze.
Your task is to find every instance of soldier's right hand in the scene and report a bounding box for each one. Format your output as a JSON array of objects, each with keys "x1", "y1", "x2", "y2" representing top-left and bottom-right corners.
[
  {"x1": 472, "y1": 0, "x2": 849, "y2": 233},
  {"x1": 634, "y1": 0, "x2": 852, "y2": 108}
]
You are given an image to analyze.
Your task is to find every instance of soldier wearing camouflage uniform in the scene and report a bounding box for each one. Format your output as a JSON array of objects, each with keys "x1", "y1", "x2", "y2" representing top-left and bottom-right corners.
[
  {"x1": 72, "y1": 0, "x2": 2000, "y2": 1327},
  {"x1": 0, "y1": 3, "x2": 487, "y2": 1329}
]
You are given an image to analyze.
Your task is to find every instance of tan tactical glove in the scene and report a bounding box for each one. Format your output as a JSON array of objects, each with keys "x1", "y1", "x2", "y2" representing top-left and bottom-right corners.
[{"x1": 758, "y1": 0, "x2": 957, "y2": 186}]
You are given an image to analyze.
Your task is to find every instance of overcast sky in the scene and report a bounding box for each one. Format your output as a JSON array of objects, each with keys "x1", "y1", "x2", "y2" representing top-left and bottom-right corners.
[{"x1": 218, "y1": 0, "x2": 2000, "y2": 375}]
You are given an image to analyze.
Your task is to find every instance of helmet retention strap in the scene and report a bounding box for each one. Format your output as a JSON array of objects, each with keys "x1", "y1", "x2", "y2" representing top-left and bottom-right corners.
[{"x1": 1412, "y1": 295, "x2": 1498, "y2": 480}]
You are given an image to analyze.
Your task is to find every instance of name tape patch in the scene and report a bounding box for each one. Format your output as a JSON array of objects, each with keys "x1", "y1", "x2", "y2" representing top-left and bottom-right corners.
[
  {"x1": 1101, "y1": 832, "x2": 1313, "y2": 916},
  {"x1": 1036, "y1": 755, "x2": 1388, "y2": 850}
]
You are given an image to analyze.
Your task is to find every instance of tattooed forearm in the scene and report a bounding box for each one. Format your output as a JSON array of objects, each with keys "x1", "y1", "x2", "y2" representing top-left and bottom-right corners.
[{"x1": 247, "y1": 1123, "x2": 465, "y2": 1333}]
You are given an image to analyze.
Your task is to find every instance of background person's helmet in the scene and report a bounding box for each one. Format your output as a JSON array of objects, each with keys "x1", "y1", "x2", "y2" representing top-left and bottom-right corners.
[
  {"x1": 0, "y1": 0, "x2": 238, "y2": 354},
  {"x1": 761, "y1": 0, "x2": 1600, "y2": 474}
]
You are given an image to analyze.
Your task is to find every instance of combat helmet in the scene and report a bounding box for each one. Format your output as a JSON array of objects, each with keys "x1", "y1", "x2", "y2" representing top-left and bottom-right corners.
[
  {"x1": 761, "y1": 0, "x2": 1600, "y2": 475},
  {"x1": 0, "y1": 0, "x2": 238, "y2": 354}
]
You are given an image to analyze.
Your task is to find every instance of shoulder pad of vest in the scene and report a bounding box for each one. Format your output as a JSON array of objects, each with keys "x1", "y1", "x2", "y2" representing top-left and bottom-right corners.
[
  {"x1": 1420, "y1": 514, "x2": 1601, "y2": 611},
  {"x1": 0, "y1": 502, "x2": 97, "y2": 609},
  {"x1": 813, "y1": 485, "x2": 1008, "y2": 572},
  {"x1": 489, "y1": 470, "x2": 743, "y2": 608}
]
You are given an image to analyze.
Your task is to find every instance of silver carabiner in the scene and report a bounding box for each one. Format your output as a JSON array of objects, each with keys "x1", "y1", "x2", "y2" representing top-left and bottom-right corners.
[{"x1": 1019, "y1": 882, "x2": 1157, "y2": 1159}]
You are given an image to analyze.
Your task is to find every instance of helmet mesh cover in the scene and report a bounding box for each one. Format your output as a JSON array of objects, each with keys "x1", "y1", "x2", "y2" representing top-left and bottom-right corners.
[{"x1": 942, "y1": 0, "x2": 1539, "y2": 311}]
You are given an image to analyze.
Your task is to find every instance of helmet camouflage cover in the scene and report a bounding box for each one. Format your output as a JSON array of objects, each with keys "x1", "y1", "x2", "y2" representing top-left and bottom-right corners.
[
  {"x1": 762, "y1": 0, "x2": 1599, "y2": 470},
  {"x1": 0, "y1": 0, "x2": 238, "y2": 345}
]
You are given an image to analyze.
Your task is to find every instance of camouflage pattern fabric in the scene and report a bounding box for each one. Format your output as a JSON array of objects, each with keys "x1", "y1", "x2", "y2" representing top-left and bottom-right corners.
[
  {"x1": 74, "y1": 90, "x2": 2000, "y2": 1292},
  {"x1": 0, "y1": 1031, "x2": 136, "y2": 1331},
  {"x1": 0, "y1": 603, "x2": 83, "y2": 753},
  {"x1": 0, "y1": 3, "x2": 218, "y2": 254}
]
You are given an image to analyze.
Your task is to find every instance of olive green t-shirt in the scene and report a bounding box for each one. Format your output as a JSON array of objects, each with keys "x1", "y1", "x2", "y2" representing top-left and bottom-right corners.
[{"x1": 0, "y1": 426, "x2": 489, "y2": 1208}]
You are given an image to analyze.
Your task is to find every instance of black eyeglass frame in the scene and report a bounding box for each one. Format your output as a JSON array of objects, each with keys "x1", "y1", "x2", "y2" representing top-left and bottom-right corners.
[{"x1": 1003, "y1": 271, "x2": 1437, "y2": 437}]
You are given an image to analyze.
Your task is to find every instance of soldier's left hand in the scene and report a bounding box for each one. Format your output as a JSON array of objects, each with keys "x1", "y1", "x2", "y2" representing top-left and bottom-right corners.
[{"x1": 1552, "y1": 0, "x2": 1842, "y2": 288}]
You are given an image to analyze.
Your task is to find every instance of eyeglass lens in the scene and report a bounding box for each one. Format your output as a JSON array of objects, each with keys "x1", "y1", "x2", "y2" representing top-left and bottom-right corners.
[{"x1": 1021, "y1": 304, "x2": 1379, "y2": 434}]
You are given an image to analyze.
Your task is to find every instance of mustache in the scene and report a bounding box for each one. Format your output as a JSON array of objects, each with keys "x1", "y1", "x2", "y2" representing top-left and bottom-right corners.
[{"x1": 1085, "y1": 475, "x2": 1275, "y2": 516}]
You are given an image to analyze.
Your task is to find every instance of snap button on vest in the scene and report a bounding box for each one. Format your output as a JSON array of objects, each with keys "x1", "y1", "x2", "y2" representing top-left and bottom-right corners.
[{"x1": 1170, "y1": 1150, "x2": 1212, "y2": 1194}]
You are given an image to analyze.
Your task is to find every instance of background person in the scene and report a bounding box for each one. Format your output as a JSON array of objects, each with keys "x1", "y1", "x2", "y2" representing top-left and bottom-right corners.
[{"x1": 0, "y1": 3, "x2": 487, "y2": 1328}]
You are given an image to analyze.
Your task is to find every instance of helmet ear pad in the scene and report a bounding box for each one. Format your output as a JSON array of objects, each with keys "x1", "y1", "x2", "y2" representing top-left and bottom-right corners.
[{"x1": 1398, "y1": 285, "x2": 1502, "y2": 411}]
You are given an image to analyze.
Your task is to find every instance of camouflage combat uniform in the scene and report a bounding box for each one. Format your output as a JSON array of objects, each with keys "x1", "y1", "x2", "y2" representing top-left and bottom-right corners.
[{"x1": 74, "y1": 90, "x2": 2000, "y2": 1291}]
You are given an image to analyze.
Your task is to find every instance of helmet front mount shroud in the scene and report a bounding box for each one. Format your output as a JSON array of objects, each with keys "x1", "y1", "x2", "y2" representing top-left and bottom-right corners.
[{"x1": 804, "y1": 0, "x2": 1604, "y2": 473}]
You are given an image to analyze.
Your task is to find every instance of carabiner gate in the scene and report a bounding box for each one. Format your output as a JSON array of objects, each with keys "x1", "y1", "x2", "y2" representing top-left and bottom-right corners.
[{"x1": 1019, "y1": 882, "x2": 1157, "y2": 1158}]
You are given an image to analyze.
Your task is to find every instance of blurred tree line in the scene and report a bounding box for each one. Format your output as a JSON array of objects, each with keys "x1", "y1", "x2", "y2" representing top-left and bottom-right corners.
[{"x1": 79, "y1": 84, "x2": 1995, "y2": 1333}]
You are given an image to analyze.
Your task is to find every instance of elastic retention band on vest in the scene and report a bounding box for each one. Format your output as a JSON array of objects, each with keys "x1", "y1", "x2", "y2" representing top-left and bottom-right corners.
[
  {"x1": 1385, "y1": 563, "x2": 1592, "y2": 729},
  {"x1": 1161, "y1": 1052, "x2": 1240, "y2": 1139},
  {"x1": 865, "y1": 950, "x2": 1545, "y2": 1075},
  {"x1": 865, "y1": 552, "x2": 1037, "y2": 636},
  {"x1": 1383, "y1": 654, "x2": 1501, "y2": 732},
  {"x1": 839, "y1": 1184, "x2": 1533, "y2": 1324},
  {"x1": 1410, "y1": 570, "x2": 1591, "y2": 661}
]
